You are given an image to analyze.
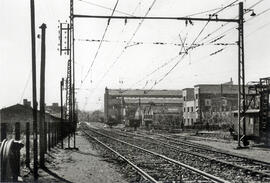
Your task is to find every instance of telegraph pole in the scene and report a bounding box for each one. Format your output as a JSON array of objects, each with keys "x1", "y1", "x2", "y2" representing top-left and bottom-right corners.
[
  {"x1": 30, "y1": 0, "x2": 38, "y2": 179},
  {"x1": 39, "y1": 23, "x2": 47, "y2": 168}
]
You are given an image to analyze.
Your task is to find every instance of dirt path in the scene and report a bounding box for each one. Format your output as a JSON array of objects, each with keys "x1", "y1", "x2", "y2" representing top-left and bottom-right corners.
[{"x1": 22, "y1": 133, "x2": 128, "y2": 183}]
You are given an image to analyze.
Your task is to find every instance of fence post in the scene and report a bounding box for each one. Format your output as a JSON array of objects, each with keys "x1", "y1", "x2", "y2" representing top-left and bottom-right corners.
[
  {"x1": 52, "y1": 123, "x2": 54, "y2": 147},
  {"x1": 53, "y1": 123, "x2": 55, "y2": 147},
  {"x1": 1, "y1": 123, "x2": 7, "y2": 141},
  {"x1": 25, "y1": 122, "x2": 30, "y2": 167},
  {"x1": 15, "y1": 122, "x2": 20, "y2": 140},
  {"x1": 55, "y1": 123, "x2": 57, "y2": 146},
  {"x1": 48, "y1": 122, "x2": 51, "y2": 151},
  {"x1": 14, "y1": 122, "x2": 21, "y2": 180},
  {"x1": 57, "y1": 122, "x2": 60, "y2": 145},
  {"x1": 44, "y1": 121, "x2": 47, "y2": 153}
]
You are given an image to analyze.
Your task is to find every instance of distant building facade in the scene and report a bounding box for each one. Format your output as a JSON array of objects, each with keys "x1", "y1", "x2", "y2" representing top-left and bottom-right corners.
[
  {"x1": 183, "y1": 79, "x2": 238, "y2": 127},
  {"x1": 182, "y1": 88, "x2": 196, "y2": 126},
  {"x1": 104, "y1": 88, "x2": 183, "y2": 127},
  {"x1": 46, "y1": 102, "x2": 61, "y2": 118}
]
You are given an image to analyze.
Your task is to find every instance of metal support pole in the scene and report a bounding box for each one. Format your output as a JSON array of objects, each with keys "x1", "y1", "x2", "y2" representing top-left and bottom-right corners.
[
  {"x1": 30, "y1": 0, "x2": 38, "y2": 179},
  {"x1": 105, "y1": 87, "x2": 109, "y2": 124},
  {"x1": 237, "y1": 2, "x2": 245, "y2": 148},
  {"x1": 60, "y1": 78, "x2": 64, "y2": 148},
  {"x1": 70, "y1": 0, "x2": 77, "y2": 149},
  {"x1": 39, "y1": 23, "x2": 47, "y2": 168},
  {"x1": 73, "y1": 14, "x2": 238, "y2": 23}
]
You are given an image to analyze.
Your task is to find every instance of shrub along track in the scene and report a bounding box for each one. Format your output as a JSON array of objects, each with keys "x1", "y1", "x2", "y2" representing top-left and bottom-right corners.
[{"x1": 80, "y1": 123, "x2": 229, "y2": 183}]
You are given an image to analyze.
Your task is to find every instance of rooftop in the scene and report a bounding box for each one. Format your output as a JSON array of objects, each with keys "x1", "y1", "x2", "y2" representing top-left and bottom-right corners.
[{"x1": 107, "y1": 89, "x2": 182, "y2": 98}]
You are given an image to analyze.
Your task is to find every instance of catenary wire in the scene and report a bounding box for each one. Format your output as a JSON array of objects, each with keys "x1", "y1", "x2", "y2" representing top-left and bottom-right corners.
[
  {"x1": 82, "y1": 0, "x2": 120, "y2": 84},
  {"x1": 90, "y1": 0, "x2": 157, "y2": 89},
  {"x1": 77, "y1": 0, "x2": 133, "y2": 16},
  {"x1": 19, "y1": 69, "x2": 32, "y2": 103},
  {"x1": 144, "y1": 1, "x2": 267, "y2": 91}
]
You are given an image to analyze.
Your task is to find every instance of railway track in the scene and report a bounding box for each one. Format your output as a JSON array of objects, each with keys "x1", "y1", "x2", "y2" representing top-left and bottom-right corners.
[
  {"x1": 89, "y1": 125, "x2": 270, "y2": 182},
  {"x1": 80, "y1": 123, "x2": 229, "y2": 183},
  {"x1": 118, "y1": 129, "x2": 270, "y2": 178}
]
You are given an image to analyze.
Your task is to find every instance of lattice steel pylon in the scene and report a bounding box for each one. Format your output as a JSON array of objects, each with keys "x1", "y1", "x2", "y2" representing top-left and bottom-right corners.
[
  {"x1": 65, "y1": 59, "x2": 72, "y2": 122},
  {"x1": 57, "y1": 0, "x2": 77, "y2": 149},
  {"x1": 237, "y1": 2, "x2": 247, "y2": 148}
]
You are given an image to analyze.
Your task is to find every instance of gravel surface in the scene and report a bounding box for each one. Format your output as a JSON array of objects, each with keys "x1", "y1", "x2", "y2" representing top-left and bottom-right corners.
[
  {"x1": 188, "y1": 139, "x2": 270, "y2": 163},
  {"x1": 87, "y1": 125, "x2": 270, "y2": 182},
  {"x1": 22, "y1": 133, "x2": 128, "y2": 183}
]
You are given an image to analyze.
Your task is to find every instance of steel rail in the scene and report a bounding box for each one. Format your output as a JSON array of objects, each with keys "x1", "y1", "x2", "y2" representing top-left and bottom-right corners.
[
  {"x1": 157, "y1": 134, "x2": 270, "y2": 166},
  {"x1": 110, "y1": 129, "x2": 270, "y2": 178},
  {"x1": 149, "y1": 137, "x2": 270, "y2": 177},
  {"x1": 81, "y1": 130, "x2": 158, "y2": 183},
  {"x1": 73, "y1": 14, "x2": 239, "y2": 23},
  {"x1": 84, "y1": 126, "x2": 230, "y2": 183},
  {"x1": 113, "y1": 128, "x2": 270, "y2": 167}
]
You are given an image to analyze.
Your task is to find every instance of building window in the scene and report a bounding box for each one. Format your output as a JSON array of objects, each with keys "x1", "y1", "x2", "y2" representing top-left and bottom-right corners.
[
  {"x1": 191, "y1": 118, "x2": 193, "y2": 124},
  {"x1": 183, "y1": 96, "x2": 186, "y2": 101},
  {"x1": 187, "y1": 107, "x2": 189, "y2": 112},
  {"x1": 187, "y1": 118, "x2": 190, "y2": 124},
  {"x1": 191, "y1": 107, "x2": 193, "y2": 112},
  {"x1": 205, "y1": 99, "x2": 212, "y2": 106},
  {"x1": 195, "y1": 94, "x2": 198, "y2": 99}
]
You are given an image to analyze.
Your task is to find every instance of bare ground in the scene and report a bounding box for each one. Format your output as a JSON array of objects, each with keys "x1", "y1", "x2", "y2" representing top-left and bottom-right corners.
[{"x1": 21, "y1": 133, "x2": 128, "y2": 183}]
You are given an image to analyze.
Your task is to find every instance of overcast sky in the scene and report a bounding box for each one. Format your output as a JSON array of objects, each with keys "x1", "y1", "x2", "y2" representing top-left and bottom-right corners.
[{"x1": 1, "y1": 0, "x2": 270, "y2": 111}]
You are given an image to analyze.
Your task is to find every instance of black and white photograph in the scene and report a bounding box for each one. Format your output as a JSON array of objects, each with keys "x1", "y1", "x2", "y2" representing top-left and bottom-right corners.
[{"x1": 1, "y1": 0, "x2": 270, "y2": 182}]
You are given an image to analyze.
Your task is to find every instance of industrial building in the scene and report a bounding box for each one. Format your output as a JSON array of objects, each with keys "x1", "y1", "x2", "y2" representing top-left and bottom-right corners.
[
  {"x1": 104, "y1": 88, "x2": 182, "y2": 128},
  {"x1": 183, "y1": 79, "x2": 238, "y2": 128}
]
